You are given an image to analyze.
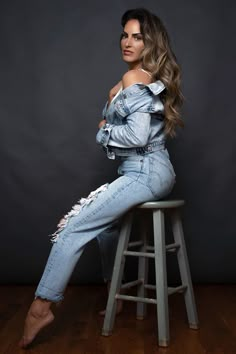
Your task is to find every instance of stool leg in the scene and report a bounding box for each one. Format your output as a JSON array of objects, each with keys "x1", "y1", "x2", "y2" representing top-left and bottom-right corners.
[
  {"x1": 171, "y1": 209, "x2": 199, "y2": 329},
  {"x1": 153, "y1": 209, "x2": 169, "y2": 347},
  {"x1": 102, "y1": 211, "x2": 133, "y2": 336},
  {"x1": 136, "y1": 216, "x2": 149, "y2": 320}
]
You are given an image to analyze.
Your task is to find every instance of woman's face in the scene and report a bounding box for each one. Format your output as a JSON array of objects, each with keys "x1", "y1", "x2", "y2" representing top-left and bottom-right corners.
[{"x1": 120, "y1": 19, "x2": 145, "y2": 68}]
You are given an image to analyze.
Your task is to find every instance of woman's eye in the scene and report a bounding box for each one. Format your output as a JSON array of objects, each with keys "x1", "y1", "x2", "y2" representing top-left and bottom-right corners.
[{"x1": 120, "y1": 33, "x2": 143, "y2": 41}]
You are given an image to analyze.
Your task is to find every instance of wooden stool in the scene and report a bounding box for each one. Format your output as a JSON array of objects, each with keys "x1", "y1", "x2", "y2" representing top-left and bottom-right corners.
[{"x1": 101, "y1": 200, "x2": 199, "y2": 347}]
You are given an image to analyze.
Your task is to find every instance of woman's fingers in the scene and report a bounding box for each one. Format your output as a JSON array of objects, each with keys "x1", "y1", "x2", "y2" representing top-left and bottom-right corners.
[{"x1": 98, "y1": 119, "x2": 106, "y2": 129}]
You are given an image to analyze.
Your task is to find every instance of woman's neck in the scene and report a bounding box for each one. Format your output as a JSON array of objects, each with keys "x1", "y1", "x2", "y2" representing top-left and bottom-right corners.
[{"x1": 128, "y1": 63, "x2": 142, "y2": 71}]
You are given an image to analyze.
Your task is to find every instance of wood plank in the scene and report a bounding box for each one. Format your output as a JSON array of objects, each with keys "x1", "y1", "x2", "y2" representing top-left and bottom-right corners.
[{"x1": 0, "y1": 285, "x2": 235, "y2": 353}]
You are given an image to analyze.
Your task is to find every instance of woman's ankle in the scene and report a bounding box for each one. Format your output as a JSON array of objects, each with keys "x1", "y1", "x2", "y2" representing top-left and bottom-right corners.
[{"x1": 29, "y1": 298, "x2": 52, "y2": 317}]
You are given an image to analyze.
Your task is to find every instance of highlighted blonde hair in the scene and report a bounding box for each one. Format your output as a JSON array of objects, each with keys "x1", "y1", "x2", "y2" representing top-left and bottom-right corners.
[{"x1": 121, "y1": 8, "x2": 184, "y2": 137}]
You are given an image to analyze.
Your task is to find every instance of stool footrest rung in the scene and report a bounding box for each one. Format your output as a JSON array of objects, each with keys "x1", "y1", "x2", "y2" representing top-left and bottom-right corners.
[
  {"x1": 144, "y1": 284, "x2": 187, "y2": 295},
  {"x1": 166, "y1": 243, "x2": 180, "y2": 252},
  {"x1": 123, "y1": 250, "x2": 155, "y2": 258},
  {"x1": 123, "y1": 244, "x2": 180, "y2": 258},
  {"x1": 115, "y1": 285, "x2": 187, "y2": 305},
  {"x1": 168, "y1": 285, "x2": 187, "y2": 295},
  {"x1": 115, "y1": 294, "x2": 157, "y2": 305},
  {"x1": 121, "y1": 279, "x2": 143, "y2": 289},
  {"x1": 128, "y1": 241, "x2": 144, "y2": 248},
  {"x1": 146, "y1": 243, "x2": 180, "y2": 253}
]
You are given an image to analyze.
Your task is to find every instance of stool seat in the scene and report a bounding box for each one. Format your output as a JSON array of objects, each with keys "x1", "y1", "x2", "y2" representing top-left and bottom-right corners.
[
  {"x1": 136, "y1": 200, "x2": 185, "y2": 209},
  {"x1": 102, "y1": 199, "x2": 199, "y2": 347}
]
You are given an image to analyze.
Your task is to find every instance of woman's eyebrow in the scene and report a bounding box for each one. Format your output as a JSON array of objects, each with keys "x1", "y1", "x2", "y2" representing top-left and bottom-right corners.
[{"x1": 122, "y1": 31, "x2": 142, "y2": 35}]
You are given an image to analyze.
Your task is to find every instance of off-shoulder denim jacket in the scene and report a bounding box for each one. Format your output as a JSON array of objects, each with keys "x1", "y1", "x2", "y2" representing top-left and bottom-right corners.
[{"x1": 96, "y1": 80, "x2": 166, "y2": 159}]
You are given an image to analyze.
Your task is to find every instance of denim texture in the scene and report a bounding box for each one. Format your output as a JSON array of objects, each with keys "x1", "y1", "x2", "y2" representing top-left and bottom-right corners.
[
  {"x1": 35, "y1": 80, "x2": 176, "y2": 302},
  {"x1": 96, "y1": 80, "x2": 166, "y2": 155}
]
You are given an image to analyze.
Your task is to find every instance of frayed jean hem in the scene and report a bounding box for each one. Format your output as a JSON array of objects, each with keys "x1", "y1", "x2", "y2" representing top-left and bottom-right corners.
[{"x1": 35, "y1": 287, "x2": 64, "y2": 303}]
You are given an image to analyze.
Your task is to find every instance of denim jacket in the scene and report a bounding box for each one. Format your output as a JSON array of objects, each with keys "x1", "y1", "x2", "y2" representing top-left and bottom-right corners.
[{"x1": 96, "y1": 80, "x2": 166, "y2": 159}]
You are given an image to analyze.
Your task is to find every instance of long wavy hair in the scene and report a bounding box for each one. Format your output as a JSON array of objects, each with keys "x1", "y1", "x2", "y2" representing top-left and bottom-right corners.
[{"x1": 121, "y1": 8, "x2": 184, "y2": 137}]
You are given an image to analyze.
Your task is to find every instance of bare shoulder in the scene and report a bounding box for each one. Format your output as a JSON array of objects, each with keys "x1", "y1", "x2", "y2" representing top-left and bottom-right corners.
[{"x1": 122, "y1": 69, "x2": 152, "y2": 89}]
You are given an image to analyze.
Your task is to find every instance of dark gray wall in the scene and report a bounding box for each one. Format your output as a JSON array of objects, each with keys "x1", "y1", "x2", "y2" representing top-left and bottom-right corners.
[{"x1": 0, "y1": 0, "x2": 235, "y2": 284}]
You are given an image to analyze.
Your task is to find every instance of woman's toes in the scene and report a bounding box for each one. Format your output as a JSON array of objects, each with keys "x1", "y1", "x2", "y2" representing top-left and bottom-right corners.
[
  {"x1": 99, "y1": 300, "x2": 123, "y2": 316},
  {"x1": 19, "y1": 310, "x2": 54, "y2": 348}
]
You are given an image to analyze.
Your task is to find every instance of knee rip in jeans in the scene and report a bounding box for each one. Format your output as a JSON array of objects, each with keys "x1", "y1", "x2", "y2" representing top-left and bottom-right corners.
[{"x1": 50, "y1": 183, "x2": 109, "y2": 243}]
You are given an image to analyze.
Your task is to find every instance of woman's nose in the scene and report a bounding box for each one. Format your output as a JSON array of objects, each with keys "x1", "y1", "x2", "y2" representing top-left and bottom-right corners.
[{"x1": 125, "y1": 37, "x2": 132, "y2": 47}]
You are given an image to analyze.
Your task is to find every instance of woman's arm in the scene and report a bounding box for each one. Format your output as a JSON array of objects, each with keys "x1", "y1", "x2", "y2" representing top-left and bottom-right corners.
[
  {"x1": 96, "y1": 111, "x2": 151, "y2": 148},
  {"x1": 96, "y1": 70, "x2": 153, "y2": 148}
]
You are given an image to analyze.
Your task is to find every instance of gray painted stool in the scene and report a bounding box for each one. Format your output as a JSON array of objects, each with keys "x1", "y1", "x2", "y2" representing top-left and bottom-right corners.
[{"x1": 102, "y1": 200, "x2": 199, "y2": 347}]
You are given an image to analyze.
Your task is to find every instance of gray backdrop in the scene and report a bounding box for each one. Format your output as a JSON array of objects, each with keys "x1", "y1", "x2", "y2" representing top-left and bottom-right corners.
[{"x1": 0, "y1": 0, "x2": 235, "y2": 284}]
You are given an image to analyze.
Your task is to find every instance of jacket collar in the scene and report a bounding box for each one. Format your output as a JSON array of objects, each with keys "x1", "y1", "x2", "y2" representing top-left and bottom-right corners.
[{"x1": 146, "y1": 80, "x2": 165, "y2": 95}]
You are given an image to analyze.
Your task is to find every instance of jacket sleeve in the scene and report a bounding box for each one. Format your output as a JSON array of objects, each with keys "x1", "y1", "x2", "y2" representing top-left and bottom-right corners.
[
  {"x1": 96, "y1": 111, "x2": 151, "y2": 148},
  {"x1": 96, "y1": 82, "x2": 165, "y2": 148}
]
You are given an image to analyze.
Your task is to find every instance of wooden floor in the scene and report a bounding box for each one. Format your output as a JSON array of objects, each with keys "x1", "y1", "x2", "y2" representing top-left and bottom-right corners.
[{"x1": 0, "y1": 285, "x2": 236, "y2": 353}]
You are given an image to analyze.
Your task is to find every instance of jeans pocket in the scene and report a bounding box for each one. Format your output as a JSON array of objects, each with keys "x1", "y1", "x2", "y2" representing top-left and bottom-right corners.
[
  {"x1": 148, "y1": 155, "x2": 176, "y2": 199},
  {"x1": 153, "y1": 150, "x2": 176, "y2": 178}
]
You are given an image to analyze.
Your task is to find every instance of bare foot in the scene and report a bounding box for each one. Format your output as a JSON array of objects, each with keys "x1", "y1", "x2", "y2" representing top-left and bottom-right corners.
[
  {"x1": 99, "y1": 298, "x2": 123, "y2": 316},
  {"x1": 99, "y1": 281, "x2": 124, "y2": 316},
  {"x1": 19, "y1": 300, "x2": 54, "y2": 349}
]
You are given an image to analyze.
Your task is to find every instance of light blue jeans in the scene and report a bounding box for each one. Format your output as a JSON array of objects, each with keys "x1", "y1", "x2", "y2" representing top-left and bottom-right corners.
[
  {"x1": 35, "y1": 149, "x2": 176, "y2": 302},
  {"x1": 97, "y1": 220, "x2": 121, "y2": 282}
]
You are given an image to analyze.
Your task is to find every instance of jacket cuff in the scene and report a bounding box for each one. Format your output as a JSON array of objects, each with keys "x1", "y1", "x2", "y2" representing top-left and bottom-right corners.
[{"x1": 96, "y1": 123, "x2": 114, "y2": 147}]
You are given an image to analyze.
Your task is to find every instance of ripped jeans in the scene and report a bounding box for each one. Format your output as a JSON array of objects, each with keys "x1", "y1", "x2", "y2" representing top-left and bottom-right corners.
[{"x1": 35, "y1": 149, "x2": 176, "y2": 302}]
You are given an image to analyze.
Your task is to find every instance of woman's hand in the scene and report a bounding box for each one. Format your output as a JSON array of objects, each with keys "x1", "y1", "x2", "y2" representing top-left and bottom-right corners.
[{"x1": 98, "y1": 119, "x2": 106, "y2": 129}]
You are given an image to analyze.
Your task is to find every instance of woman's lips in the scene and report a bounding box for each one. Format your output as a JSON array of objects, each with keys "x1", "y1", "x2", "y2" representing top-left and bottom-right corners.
[{"x1": 123, "y1": 50, "x2": 133, "y2": 55}]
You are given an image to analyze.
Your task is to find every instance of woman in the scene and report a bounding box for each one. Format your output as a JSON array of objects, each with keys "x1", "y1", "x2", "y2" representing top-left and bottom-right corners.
[{"x1": 19, "y1": 8, "x2": 183, "y2": 348}]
